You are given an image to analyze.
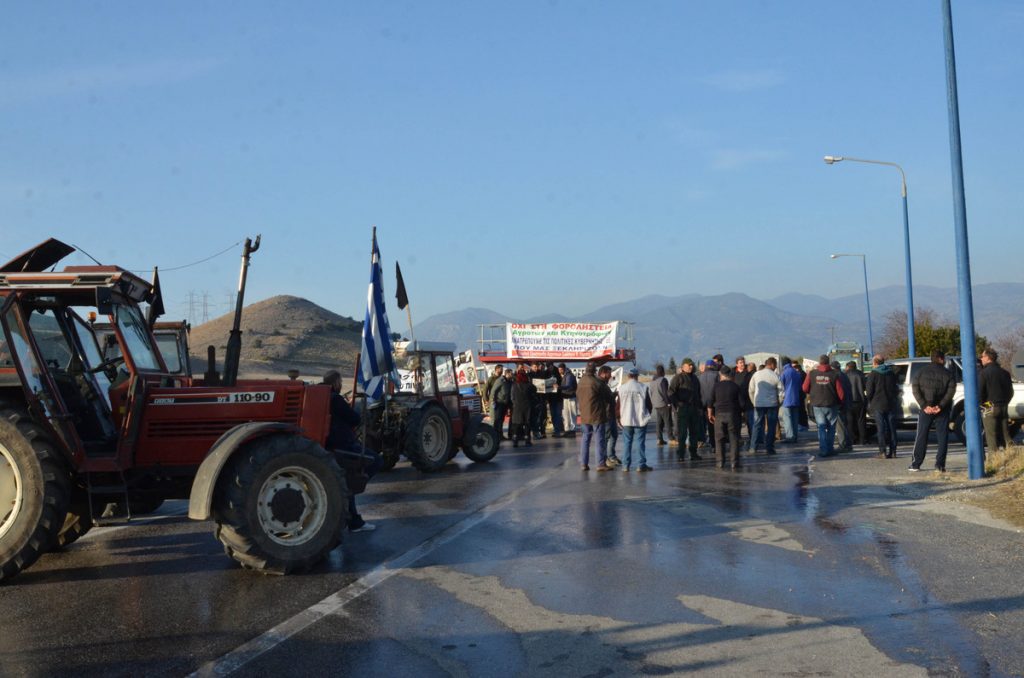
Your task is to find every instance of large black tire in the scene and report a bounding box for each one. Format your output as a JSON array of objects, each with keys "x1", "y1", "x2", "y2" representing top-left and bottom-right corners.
[
  {"x1": 212, "y1": 435, "x2": 349, "y2": 575},
  {"x1": 462, "y1": 422, "x2": 499, "y2": 463},
  {"x1": 405, "y1": 403, "x2": 453, "y2": 472},
  {"x1": 0, "y1": 407, "x2": 71, "y2": 582},
  {"x1": 952, "y1": 407, "x2": 967, "y2": 445}
]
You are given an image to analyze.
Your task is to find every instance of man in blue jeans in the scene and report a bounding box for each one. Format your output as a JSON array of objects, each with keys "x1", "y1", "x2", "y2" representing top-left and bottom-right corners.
[
  {"x1": 801, "y1": 355, "x2": 845, "y2": 457},
  {"x1": 748, "y1": 357, "x2": 784, "y2": 455},
  {"x1": 779, "y1": 357, "x2": 803, "y2": 443}
]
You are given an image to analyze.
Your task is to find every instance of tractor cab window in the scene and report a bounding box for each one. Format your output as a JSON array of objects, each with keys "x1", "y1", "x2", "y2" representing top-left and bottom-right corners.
[
  {"x1": 434, "y1": 354, "x2": 457, "y2": 393},
  {"x1": 396, "y1": 351, "x2": 435, "y2": 396},
  {"x1": 4, "y1": 307, "x2": 47, "y2": 403},
  {"x1": 28, "y1": 308, "x2": 73, "y2": 371},
  {"x1": 68, "y1": 311, "x2": 113, "y2": 408},
  {"x1": 115, "y1": 304, "x2": 162, "y2": 371},
  {"x1": 24, "y1": 305, "x2": 116, "y2": 445},
  {"x1": 155, "y1": 333, "x2": 182, "y2": 373}
]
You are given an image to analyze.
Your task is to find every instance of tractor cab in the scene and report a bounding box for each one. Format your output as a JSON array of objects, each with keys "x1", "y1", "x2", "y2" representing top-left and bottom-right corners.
[{"x1": 0, "y1": 256, "x2": 168, "y2": 462}]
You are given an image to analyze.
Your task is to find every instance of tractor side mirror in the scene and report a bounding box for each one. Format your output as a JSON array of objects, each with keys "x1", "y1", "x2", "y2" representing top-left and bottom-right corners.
[{"x1": 95, "y1": 287, "x2": 114, "y2": 315}]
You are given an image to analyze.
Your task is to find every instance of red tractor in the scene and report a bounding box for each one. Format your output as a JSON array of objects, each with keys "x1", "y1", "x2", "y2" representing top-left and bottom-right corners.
[
  {"x1": 359, "y1": 340, "x2": 499, "y2": 472},
  {"x1": 0, "y1": 238, "x2": 353, "y2": 582}
]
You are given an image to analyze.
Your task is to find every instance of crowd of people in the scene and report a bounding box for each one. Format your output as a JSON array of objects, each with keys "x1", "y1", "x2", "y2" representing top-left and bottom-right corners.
[{"x1": 480, "y1": 348, "x2": 1019, "y2": 474}]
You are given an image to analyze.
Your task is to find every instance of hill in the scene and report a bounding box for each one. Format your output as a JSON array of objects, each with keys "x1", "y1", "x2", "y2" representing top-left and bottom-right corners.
[{"x1": 188, "y1": 295, "x2": 361, "y2": 380}]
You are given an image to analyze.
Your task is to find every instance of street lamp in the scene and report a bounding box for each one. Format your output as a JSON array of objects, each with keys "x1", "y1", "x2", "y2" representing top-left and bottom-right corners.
[
  {"x1": 830, "y1": 253, "x2": 874, "y2": 356},
  {"x1": 823, "y1": 155, "x2": 916, "y2": 357}
]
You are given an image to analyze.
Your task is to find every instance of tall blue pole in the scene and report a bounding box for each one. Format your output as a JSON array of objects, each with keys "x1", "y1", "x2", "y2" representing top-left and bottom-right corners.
[
  {"x1": 901, "y1": 189, "x2": 916, "y2": 357},
  {"x1": 941, "y1": 0, "x2": 984, "y2": 479},
  {"x1": 862, "y1": 256, "x2": 874, "y2": 356}
]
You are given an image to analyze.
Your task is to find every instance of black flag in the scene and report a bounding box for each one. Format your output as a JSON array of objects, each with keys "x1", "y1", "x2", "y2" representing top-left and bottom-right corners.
[
  {"x1": 147, "y1": 267, "x2": 165, "y2": 327},
  {"x1": 395, "y1": 261, "x2": 409, "y2": 310}
]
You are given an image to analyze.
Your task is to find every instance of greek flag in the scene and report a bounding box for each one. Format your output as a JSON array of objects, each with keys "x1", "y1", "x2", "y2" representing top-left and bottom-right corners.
[{"x1": 357, "y1": 231, "x2": 398, "y2": 400}]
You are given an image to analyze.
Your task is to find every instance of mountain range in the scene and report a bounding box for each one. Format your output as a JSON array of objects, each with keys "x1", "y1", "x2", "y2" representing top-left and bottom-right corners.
[
  {"x1": 184, "y1": 283, "x2": 1024, "y2": 377},
  {"x1": 414, "y1": 283, "x2": 1024, "y2": 367}
]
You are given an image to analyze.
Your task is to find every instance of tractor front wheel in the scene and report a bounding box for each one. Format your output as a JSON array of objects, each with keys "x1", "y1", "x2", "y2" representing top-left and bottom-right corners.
[
  {"x1": 0, "y1": 407, "x2": 71, "y2": 582},
  {"x1": 462, "y1": 422, "x2": 499, "y2": 463},
  {"x1": 213, "y1": 435, "x2": 349, "y2": 575},
  {"x1": 405, "y1": 403, "x2": 453, "y2": 472}
]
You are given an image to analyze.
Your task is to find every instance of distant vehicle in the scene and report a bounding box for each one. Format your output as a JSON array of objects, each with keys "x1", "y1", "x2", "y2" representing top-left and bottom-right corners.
[
  {"x1": 358, "y1": 340, "x2": 499, "y2": 472},
  {"x1": 827, "y1": 341, "x2": 866, "y2": 371},
  {"x1": 880, "y1": 356, "x2": 1024, "y2": 443}
]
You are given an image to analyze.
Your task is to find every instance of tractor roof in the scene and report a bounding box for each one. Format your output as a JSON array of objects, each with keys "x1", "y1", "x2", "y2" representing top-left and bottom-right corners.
[{"x1": 0, "y1": 239, "x2": 154, "y2": 303}]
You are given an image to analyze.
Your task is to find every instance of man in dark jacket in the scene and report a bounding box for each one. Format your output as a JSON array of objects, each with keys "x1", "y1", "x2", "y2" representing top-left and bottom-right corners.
[
  {"x1": 909, "y1": 350, "x2": 957, "y2": 472},
  {"x1": 598, "y1": 366, "x2": 621, "y2": 466},
  {"x1": 482, "y1": 363, "x2": 504, "y2": 413},
  {"x1": 709, "y1": 366, "x2": 742, "y2": 469},
  {"x1": 669, "y1": 358, "x2": 703, "y2": 461},
  {"x1": 802, "y1": 355, "x2": 845, "y2": 456},
  {"x1": 490, "y1": 368, "x2": 512, "y2": 440},
  {"x1": 323, "y1": 370, "x2": 383, "y2": 533},
  {"x1": 734, "y1": 357, "x2": 754, "y2": 450},
  {"x1": 698, "y1": 360, "x2": 720, "y2": 444},
  {"x1": 577, "y1": 363, "x2": 613, "y2": 471},
  {"x1": 979, "y1": 347, "x2": 1014, "y2": 451},
  {"x1": 844, "y1": 361, "x2": 868, "y2": 447},
  {"x1": 865, "y1": 355, "x2": 900, "y2": 458},
  {"x1": 650, "y1": 364, "x2": 673, "y2": 445},
  {"x1": 832, "y1": 361, "x2": 854, "y2": 451},
  {"x1": 558, "y1": 363, "x2": 578, "y2": 436}
]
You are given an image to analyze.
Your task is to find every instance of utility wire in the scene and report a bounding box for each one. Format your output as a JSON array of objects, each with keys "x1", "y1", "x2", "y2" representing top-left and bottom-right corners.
[{"x1": 127, "y1": 240, "x2": 242, "y2": 274}]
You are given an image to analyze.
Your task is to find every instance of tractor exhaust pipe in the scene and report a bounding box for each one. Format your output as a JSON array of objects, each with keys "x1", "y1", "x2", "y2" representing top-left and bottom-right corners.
[{"x1": 222, "y1": 235, "x2": 260, "y2": 387}]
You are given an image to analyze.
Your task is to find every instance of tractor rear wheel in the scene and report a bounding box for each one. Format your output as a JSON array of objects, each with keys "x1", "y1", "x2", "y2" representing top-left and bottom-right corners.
[
  {"x1": 213, "y1": 435, "x2": 348, "y2": 575},
  {"x1": 405, "y1": 403, "x2": 453, "y2": 472},
  {"x1": 462, "y1": 422, "x2": 499, "y2": 463},
  {"x1": 0, "y1": 407, "x2": 71, "y2": 582}
]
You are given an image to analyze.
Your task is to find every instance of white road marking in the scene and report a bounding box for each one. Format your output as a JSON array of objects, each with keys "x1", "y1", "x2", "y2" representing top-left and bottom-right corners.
[{"x1": 190, "y1": 460, "x2": 569, "y2": 677}]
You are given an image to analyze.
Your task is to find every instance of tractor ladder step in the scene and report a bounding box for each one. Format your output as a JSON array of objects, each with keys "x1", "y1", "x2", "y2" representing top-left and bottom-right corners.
[{"x1": 86, "y1": 470, "x2": 133, "y2": 526}]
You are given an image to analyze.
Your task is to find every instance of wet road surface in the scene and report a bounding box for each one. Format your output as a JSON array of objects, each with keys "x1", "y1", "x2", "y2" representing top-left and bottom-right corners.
[{"x1": 2, "y1": 430, "x2": 1023, "y2": 677}]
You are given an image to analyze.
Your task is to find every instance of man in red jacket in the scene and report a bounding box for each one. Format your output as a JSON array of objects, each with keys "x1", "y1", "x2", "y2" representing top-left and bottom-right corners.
[{"x1": 802, "y1": 355, "x2": 845, "y2": 457}]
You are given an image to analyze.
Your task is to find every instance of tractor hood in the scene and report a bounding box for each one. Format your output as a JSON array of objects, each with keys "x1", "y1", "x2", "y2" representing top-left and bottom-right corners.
[{"x1": 0, "y1": 238, "x2": 75, "y2": 273}]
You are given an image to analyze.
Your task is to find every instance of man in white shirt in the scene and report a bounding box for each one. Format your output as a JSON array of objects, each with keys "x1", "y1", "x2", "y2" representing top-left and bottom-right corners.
[
  {"x1": 618, "y1": 367, "x2": 653, "y2": 472},
  {"x1": 748, "y1": 357, "x2": 784, "y2": 455}
]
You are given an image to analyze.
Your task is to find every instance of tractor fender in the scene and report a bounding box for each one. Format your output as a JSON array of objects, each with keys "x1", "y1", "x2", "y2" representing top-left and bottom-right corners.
[{"x1": 188, "y1": 422, "x2": 302, "y2": 520}]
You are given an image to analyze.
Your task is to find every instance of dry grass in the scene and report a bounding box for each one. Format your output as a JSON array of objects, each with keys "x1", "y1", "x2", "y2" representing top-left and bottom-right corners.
[{"x1": 944, "y1": 445, "x2": 1024, "y2": 527}]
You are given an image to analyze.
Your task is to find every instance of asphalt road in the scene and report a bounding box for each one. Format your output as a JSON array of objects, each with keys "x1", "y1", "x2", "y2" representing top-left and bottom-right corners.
[{"x1": 2, "y1": 429, "x2": 1023, "y2": 677}]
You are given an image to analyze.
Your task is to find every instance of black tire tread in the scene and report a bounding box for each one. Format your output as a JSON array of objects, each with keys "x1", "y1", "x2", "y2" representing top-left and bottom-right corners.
[
  {"x1": 405, "y1": 404, "x2": 453, "y2": 473},
  {"x1": 462, "y1": 422, "x2": 499, "y2": 463},
  {"x1": 212, "y1": 435, "x2": 348, "y2": 575},
  {"x1": 0, "y1": 407, "x2": 71, "y2": 582}
]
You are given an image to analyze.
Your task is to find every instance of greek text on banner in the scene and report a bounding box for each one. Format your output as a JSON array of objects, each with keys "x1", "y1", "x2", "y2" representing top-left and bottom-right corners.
[{"x1": 505, "y1": 322, "x2": 618, "y2": 360}]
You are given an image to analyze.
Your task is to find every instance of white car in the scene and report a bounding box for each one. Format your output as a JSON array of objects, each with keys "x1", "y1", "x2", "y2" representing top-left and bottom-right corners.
[{"x1": 886, "y1": 357, "x2": 1024, "y2": 442}]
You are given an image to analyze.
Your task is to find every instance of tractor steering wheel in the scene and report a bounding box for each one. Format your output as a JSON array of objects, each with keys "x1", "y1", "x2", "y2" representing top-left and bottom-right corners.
[{"x1": 89, "y1": 356, "x2": 125, "y2": 375}]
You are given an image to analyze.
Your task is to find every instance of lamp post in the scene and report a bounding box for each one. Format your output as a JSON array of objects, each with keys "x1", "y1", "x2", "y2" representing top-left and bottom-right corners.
[
  {"x1": 824, "y1": 155, "x2": 916, "y2": 357},
  {"x1": 830, "y1": 253, "x2": 874, "y2": 356},
  {"x1": 941, "y1": 0, "x2": 983, "y2": 479}
]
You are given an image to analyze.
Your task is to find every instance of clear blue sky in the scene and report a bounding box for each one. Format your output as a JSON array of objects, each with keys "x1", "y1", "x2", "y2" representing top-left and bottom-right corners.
[{"x1": 2, "y1": 2, "x2": 1021, "y2": 325}]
